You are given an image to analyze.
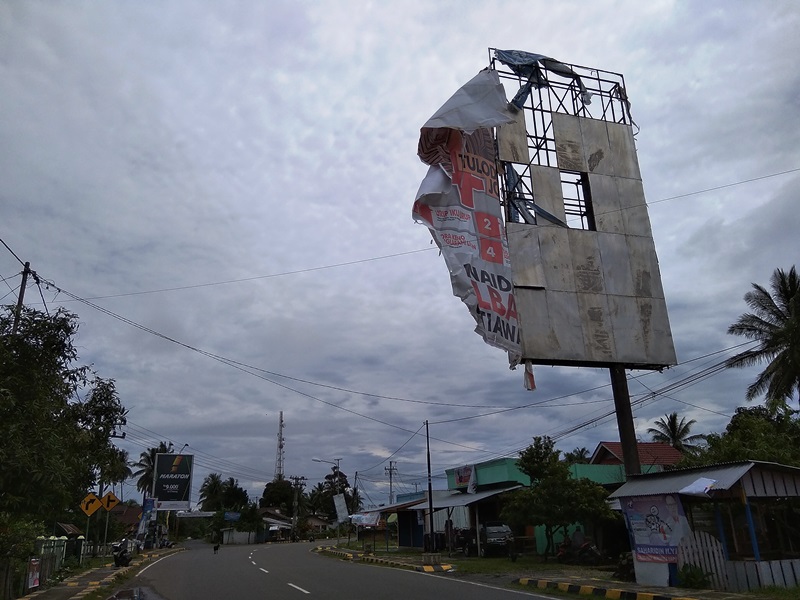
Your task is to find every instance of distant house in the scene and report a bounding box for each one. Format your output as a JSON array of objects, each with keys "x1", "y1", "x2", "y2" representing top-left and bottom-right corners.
[
  {"x1": 110, "y1": 504, "x2": 143, "y2": 536},
  {"x1": 590, "y1": 441, "x2": 684, "y2": 468},
  {"x1": 305, "y1": 515, "x2": 330, "y2": 534}
]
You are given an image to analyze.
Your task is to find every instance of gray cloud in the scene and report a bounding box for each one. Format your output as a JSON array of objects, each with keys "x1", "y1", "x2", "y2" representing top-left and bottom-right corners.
[{"x1": 1, "y1": 0, "x2": 798, "y2": 505}]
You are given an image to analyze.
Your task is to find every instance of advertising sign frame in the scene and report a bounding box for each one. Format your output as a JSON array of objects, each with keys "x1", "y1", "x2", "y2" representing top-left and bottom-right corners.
[{"x1": 153, "y1": 453, "x2": 194, "y2": 510}]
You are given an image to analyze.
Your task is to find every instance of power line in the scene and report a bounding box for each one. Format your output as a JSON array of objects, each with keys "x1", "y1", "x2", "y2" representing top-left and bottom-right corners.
[{"x1": 5, "y1": 165, "x2": 795, "y2": 308}]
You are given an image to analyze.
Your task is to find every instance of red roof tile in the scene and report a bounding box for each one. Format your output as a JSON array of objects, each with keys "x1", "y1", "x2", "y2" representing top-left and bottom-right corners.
[{"x1": 590, "y1": 442, "x2": 683, "y2": 466}]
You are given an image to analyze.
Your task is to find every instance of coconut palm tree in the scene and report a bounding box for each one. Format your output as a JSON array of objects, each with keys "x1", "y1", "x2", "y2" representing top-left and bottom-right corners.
[
  {"x1": 647, "y1": 412, "x2": 706, "y2": 453},
  {"x1": 563, "y1": 447, "x2": 590, "y2": 464},
  {"x1": 726, "y1": 266, "x2": 800, "y2": 414},
  {"x1": 307, "y1": 482, "x2": 327, "y2": 516},
  {"x1": 199, "y1": 473, "x2": 225, "y2": 511},
  {"x1": 131, "y1": 441, "x2": 170, "y2": 501}
]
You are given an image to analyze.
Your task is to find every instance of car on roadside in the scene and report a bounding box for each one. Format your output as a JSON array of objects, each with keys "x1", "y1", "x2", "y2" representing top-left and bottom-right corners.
[
  {"x1": 479, "y1": 522, "x2": 515, "y2": 558},
  {"x1": 457, "y1": 522, "x2": 517, "y2": 559}
]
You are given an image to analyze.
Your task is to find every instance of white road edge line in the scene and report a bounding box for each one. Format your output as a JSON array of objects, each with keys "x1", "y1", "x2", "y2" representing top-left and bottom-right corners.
[
  {"x1": 136, "y1": 554, "x2": 174, "y2": 577},
  {"x1": 259, "y1": 568, "x2": 269, "y2": 574},
  {"x1": 287, "y1": 583, "x2": 310, "y2": 594}
]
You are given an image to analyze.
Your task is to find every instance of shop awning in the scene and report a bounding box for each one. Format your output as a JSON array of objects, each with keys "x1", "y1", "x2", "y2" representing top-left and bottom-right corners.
[{"x1": 408, "y1": 485, "x2": 521, "y2": 510}]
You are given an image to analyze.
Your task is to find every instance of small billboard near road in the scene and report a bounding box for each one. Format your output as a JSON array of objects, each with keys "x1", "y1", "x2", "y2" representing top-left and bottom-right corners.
[{"x1": 153, "y1": 454, "x2": 193, "y2": 510}]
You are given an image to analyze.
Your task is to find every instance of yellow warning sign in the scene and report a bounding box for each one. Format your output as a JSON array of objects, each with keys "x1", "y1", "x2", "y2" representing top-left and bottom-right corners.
[
  {"x1": 80, "y1": 493, "x2": 101, "y2": 516},
  {"x1": 101, "y1": 491, "x2": 120, "y2": 512}
]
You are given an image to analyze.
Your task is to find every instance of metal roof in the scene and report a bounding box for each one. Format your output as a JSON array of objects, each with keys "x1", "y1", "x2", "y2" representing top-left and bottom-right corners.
[
  {"x1": 408, "y1": 485, "x2": 521, "y2": 510},
  {"x1": 609, "y1": 463, "x2": 754, "y2": 498},
  {"x1": 608, "y1": 460, "x2": 800, "y2": 499}
]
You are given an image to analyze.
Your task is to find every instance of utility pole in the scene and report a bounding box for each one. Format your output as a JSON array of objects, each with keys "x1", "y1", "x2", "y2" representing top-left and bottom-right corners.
[
  {"x1": 384, "y1": 461, "x2": 397, "y2": 505},
  {"x1": 274, "y1": 412, "x2": 285, "y2": 480},
  {"x1": 11, "y1": 262, "x2": 30, "y2": 335},
  {"x1": 289, "y1": 476, "x2": 306, "y2": 540},
  {"x1": 425, "y1": 421, "x2": 436, "y2": 554}
]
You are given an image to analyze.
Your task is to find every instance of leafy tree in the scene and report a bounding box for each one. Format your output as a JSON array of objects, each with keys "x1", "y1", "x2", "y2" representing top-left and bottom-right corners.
[
  {"x1": 681, "y1": 407, "x2": 800, "y2": 467},
  {"x1": 0, "y1": 306, "x2": 128, "y2": 518},
  {"x1": 236, "y1": 502, "x2": 262, "y2": 537},
  {"x1": 726, "y1": 266, "x2": 800, "y2": 414},
  {"x1": 199, "y1": 473, "x2": 225, "y2": 511},
  {"x1": 502, "y1": 436, "x2": 613, "y2": 557},
  {"x1": 0, "y1": 515, "x2": 40, "y2": 599},
  {"x1": 646, "y1": 412, "x2": 706, "y2": 454},
  {"x1": 1, "y1": 306, "x2": 129, "y2": 591},
  {"x1": 517, "y1": 436, "x2": 567, "y2": 482},
  {"x1": 261, "y1": 477, "x2": 294, "y2": 512},
  {"x1": 131, "y1": 441, "x2": 170, "y2": 501},
  {"x1": 311, "y1": 468, "x2": 359, "y2": 522}
]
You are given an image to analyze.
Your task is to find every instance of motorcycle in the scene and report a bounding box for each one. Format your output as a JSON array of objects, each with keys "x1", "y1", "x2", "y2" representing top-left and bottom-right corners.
[
  {"x1": 555, "y1": 538, "x2": 603, "y2": 565},
  {"x1": 112, "y1": 539, "x2": 132, "y2": 567}
]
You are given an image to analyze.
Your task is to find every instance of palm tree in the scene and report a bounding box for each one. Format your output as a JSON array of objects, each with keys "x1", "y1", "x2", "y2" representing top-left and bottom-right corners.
[
  {"x1": 307, "y1": 482, "x2": 327, "y2": 516},
  {"x1": 563, "y1": 447, "x2": 590, "y2": 464},
  {"x1": 726, "y1": 266, "x2": 800, "y2": 414},
  {"x1": 647, "y1": 412, "x2": 706, "y2": 453},
  {"x1": 221, "y1": 477, "x2": 249, "y2": 511},
  {"x1": 101, "y1": 447, "x2": 133, "y2": 487},
  {"x1": 199, "y1": 473, "x2": 225, "y2": 511},
  {"x1": 131, "y1": 441, "x2": 170, "y2": 501}
]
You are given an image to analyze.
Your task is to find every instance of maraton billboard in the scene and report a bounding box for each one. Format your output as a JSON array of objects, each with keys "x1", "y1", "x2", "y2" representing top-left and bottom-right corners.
[{"x1": 153, "y1": 453, "x2": 193, "y2": 510}]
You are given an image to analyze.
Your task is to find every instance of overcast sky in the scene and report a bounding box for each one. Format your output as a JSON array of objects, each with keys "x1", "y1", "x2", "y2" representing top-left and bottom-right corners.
[{"x1": 2, "y1": 1, "x2": 798, "y2": 510}]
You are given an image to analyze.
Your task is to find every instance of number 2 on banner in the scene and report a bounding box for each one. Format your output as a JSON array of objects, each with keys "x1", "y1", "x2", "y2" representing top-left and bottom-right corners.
[{"x1": 475, "y1": 211, "x2": 501, "y2": 239}]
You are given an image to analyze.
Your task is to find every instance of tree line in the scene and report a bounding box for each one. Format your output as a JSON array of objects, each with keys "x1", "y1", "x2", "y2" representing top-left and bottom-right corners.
[{"x1": 1, "y1": 264, "x2": 797, "y2": 582}]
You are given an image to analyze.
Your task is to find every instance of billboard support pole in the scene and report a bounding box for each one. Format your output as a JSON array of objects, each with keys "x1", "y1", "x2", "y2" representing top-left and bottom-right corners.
[{"x1": 610, "y1": 365, "x2": 641, "y2": 476}]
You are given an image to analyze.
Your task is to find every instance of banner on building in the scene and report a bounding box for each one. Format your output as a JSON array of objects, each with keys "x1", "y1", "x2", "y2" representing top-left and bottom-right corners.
[
  {"x1": 620, "y1": 494, "x2": 691, "y2": 563},
  {"x1": 136, "y1": 497, "x2": 156, "y2": 539},
  {"x1": 413, "y1": 69, "x2": 521, "y2": 364},
  {"x1": 153, "y1": 454, "x2": 194, "y2": 510},
  {"x1": 350, "y1": 511, "x2": 381, "y2": 527},
  {"x1": 454, "y1": 465, "x2": 478, "y2": 493}
]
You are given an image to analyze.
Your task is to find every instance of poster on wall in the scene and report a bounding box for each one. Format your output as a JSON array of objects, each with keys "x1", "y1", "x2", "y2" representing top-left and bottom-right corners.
[{"x1": 620, "y1": 494, "x2": 691, "y2": 563}]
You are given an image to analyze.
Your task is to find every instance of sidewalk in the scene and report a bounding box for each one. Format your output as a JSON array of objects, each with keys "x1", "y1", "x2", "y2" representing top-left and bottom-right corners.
[
  {"x1": 316, "y1": 547, "x2": 756, "y2": 600},
  {"x1": 20, "y1": 548, "x2": 182, "y2": 600}
]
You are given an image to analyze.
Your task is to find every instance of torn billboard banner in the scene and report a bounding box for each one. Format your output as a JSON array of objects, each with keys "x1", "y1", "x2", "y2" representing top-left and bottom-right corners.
[{"x1": 413, "y1": 69, "x2": 521, "y2": 363}]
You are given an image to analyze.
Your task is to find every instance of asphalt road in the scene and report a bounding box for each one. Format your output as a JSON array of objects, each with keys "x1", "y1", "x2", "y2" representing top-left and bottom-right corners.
[{"x1": 131, "y1": 540, "x2": 555, "y2": 600}]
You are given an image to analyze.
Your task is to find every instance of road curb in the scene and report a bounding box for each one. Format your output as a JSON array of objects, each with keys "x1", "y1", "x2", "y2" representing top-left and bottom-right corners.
[
  {"x1": 415, "y1": 564, "x2": 455, "y2": 573},
  {"x1": 515, "y1": 578, "x2": 700, "y2": 600},
  {"x1": 315, "y1": 546, "x2": 453, "y2": 573}
]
